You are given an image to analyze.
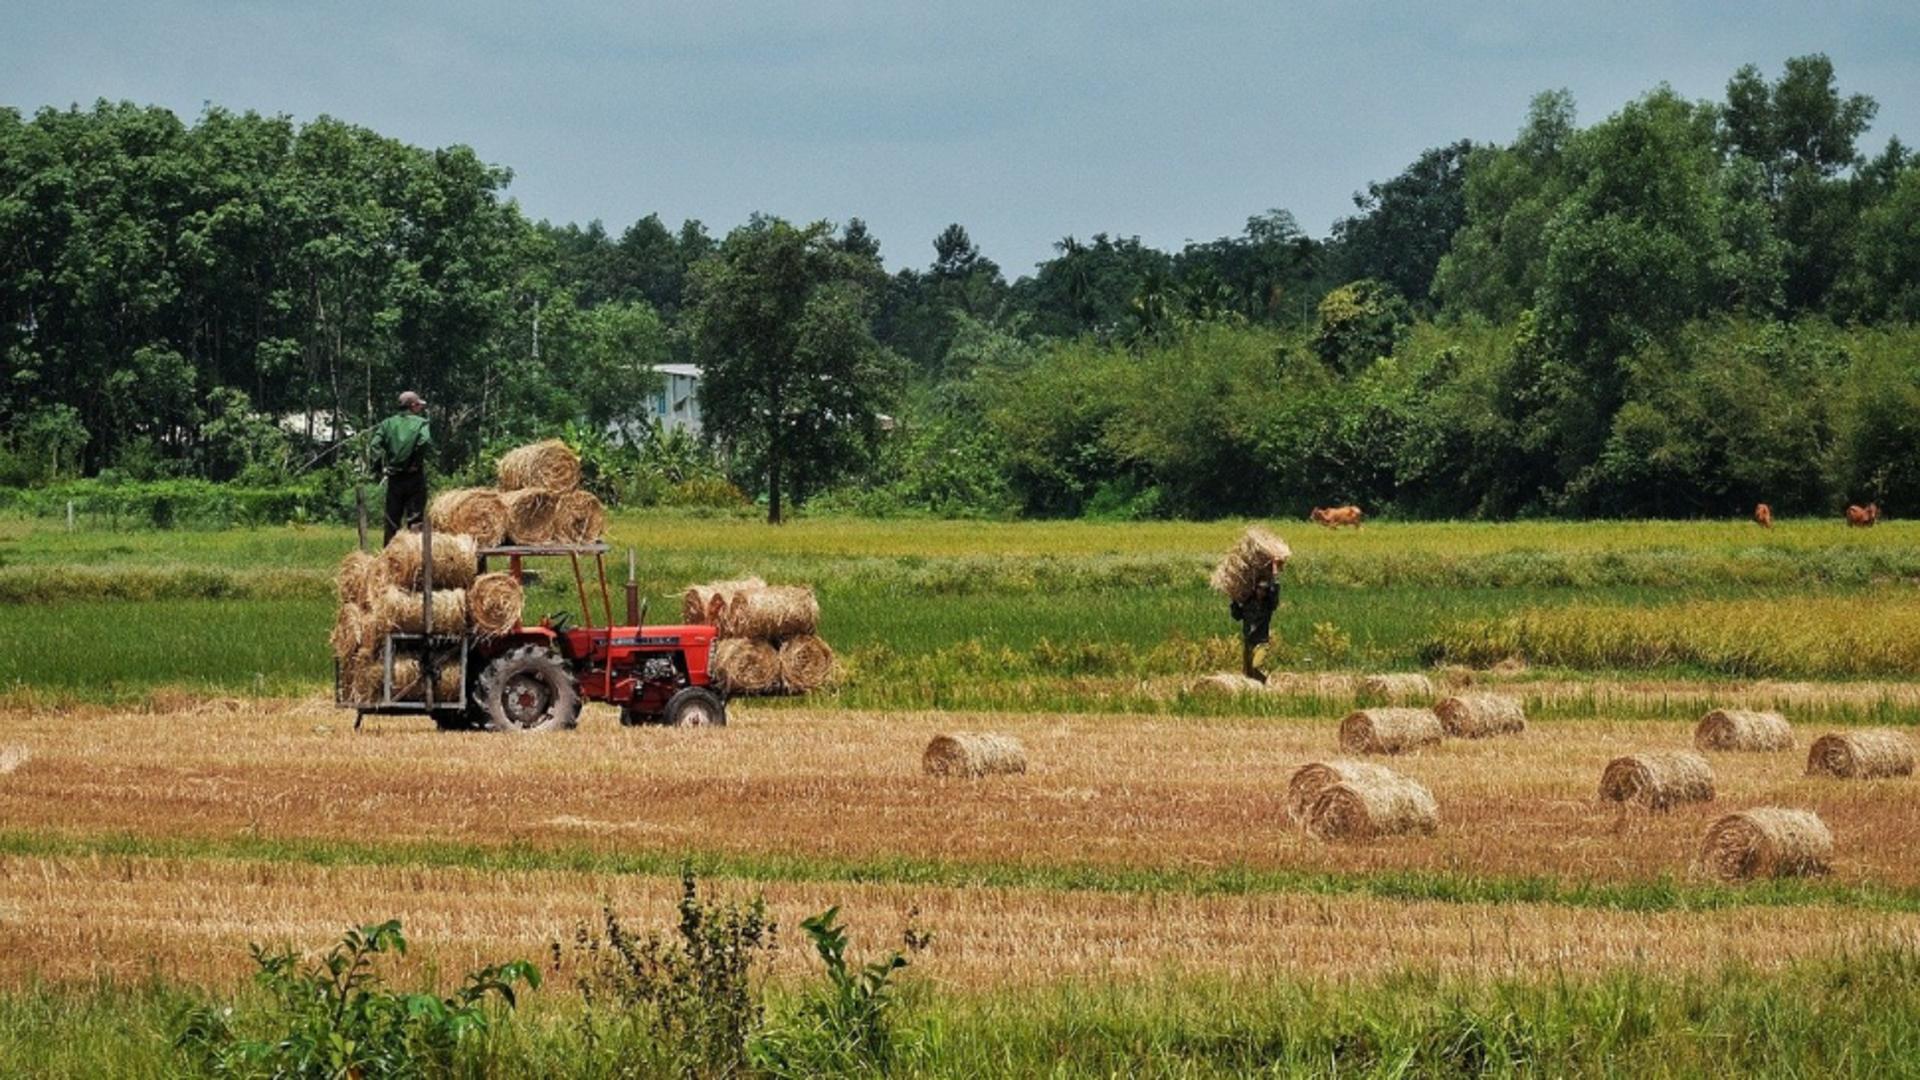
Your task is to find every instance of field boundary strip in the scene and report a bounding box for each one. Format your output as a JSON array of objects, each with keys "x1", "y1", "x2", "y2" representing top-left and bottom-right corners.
[{"x1": 7, "y1": 830, "x2": 1920, "y2": 917}]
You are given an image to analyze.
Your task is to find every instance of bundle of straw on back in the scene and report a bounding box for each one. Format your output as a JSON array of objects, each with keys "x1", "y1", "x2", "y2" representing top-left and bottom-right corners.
[
  {"x1": 497, "y1": 439, "x2": 581, "y2": 493},
  {"x1": 721, "y1": 586, "x2": 820, "y2": 640},
  {"x1": 1339, "y1": 708, "x2": 1444, "y2": 755},
  {"x1": 468, "y1": 573, "x2": 524, "y2": 637},
  {"x1": 371, "y1": 586, "x2": 469, "y2": 635},
  {"x1": 1190, "y1": 672, "x2": 1268, "y2": 697},
  {"x1": 1208, "y1": 526, "x2": 1291, "y2": 604},
  {"x1": 502, "y1": 489, "x2": 560, "y2": 545},
  {"x1": 382, "y1": 531, "x2": 478, "y2": 591},
  {"x1": 1694, "y1": 709, "x2": 1794, "y2": 752},
  {"x1": 329, "y1": 604, "x2": 372, "y2": 660},
  {"x1": 1699, "y1": 808, "x2": 1832, "y2": 881},
  {"x1": 712, "y1": 639, "x2": 780, "y2": 695},
  {"x1": 1303, "y1": 773, "x2": 1438, "y2": 840},
  {"x1": 683, "y1": 578, "x2": 767, "y2": 625},
  {"x1": 777, "y1": 635, "x2": 836, "y2": 692},
  {"x1": 923, "y1": 732, "x2": 1028, "y2": 778},
  {"x1": 1599, "y1": 751, "x2": 1715, "y2": 811},
  {"x1": 1359, "y1": 674, "x2": 1435, "y2": 703},
  {"x1": 428, "y1": 488, "x2": 509, "y2": 548},
  {"x1": 1287, "y1": 760, "x2": 1404, "y2": 823},
  {"x1": 390, "y1": 651, "x2": 465, "y2": 703},
  {"x1": 1806, "y1": 729, "x2": 1915, "y2": 779},
  {"x1": 337, "y1": 551, "x2": 377, "y2": 606},
  {"x1": 1436, "y1": 694, "x2": 1527, "y2": 739},
  {"x1": 554, "y1": 489, "x2": 607, "y2": 543}
]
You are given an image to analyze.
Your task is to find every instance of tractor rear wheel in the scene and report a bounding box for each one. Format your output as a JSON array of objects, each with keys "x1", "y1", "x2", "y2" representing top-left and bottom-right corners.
[
  {"x1": 661, "y1": 686, "x2": 726, "y2": 728},
  {"x1": 475, "y1": 645, "x2": 580, "y2": 733}
]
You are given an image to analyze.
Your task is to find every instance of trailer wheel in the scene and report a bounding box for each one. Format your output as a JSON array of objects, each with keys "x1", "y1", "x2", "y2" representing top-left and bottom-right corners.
[
  {"x1": 661, "y1": 686, "x2": 726, "y2": 728},
  {"x1": 475, "y1": 645, "x2": 580, "y2": 733}
]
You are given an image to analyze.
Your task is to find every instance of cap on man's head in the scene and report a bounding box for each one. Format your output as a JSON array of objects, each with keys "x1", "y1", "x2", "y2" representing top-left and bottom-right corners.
[{"x1": 398, "y1": 391, "x2": 426, "y2": 408}]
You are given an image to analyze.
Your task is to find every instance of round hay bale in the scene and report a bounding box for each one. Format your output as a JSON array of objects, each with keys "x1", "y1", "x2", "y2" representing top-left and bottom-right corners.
[
  {"x1": 777, "y1": 635, "x2": 836, "y2": 692},
  {"x1": 722, "y1": 586, "x2": 820, "y2": 640},
  {"x1": 1208, "y1": 526, "x2": 1291, "y2": 604},
  {"x1": 1189, "y1": 672, "x2": 1268, "y2": 697},
  {"x1": 1287, "y1": 760, "x2": 1405, "y2": 823},
  {"x1": 1699, "y1": 807, "x2": 1832, "y2": 881},
  {"x1": 923, "y1": 733, "x2": 1028, "y2": 778},
  {"x1": 1303, "y1": 774, "x2": 1438, "y2": 840},
  {"x1": 0, "y1": 743, "x2": 29, "y2": 775},
  {"x1": 1359, "y1": 673, "x2": 1435, "y2": 703},
  {"x1": 1599, "y1": 751, "x2": 1715, "y2": 811},
  {"x1": 501, "y1": 489, "x2": 560, "y2": 545},
  {"x1": 712, "y1": 638, "x2": 780, "y2": 695},
  {"x1": 1806, "y1": 729, "x2": 1915, "y2": 779},
  {"x1": 1435, "y1": 694, "x2": 1526, "y2": 739},
  {"x1": 468, "y1": 573, "x2": 524, "y2": 637},
  {"x1": 428, "y1": 488, "x2": 509, "y2": 547},
  {"x1": 1338, "y1": 708, "x2": 1444, "y2": 755},
  {"x1": 381, "y1": 531, "x2": 478, "y2": 591},
  {"x1": 497, "y1": 439, "x2": 581, "y2": 493},
  {"x1": 682, "y1": 578, "x2": 767, "y2": 626},
  {"x1": 328, "y1": 604, "x2": 372, "y2": 660},
  {"x1": 336, "y1": 551, "x2": 377, "y2": 605},
  {"x1": 552, "y1": 489, "x2": 607, "y2": 544},
  {"x1": 358, "y1": 556, "x2": 392, "y2": 607},
  {"x1": 390, "y1": 651, "x2": 465, "y2": 703},
  {"x1": 370, "y1": 586, "x2": 468, "y2": 636},
  {"x1": 1694, "y1": 709, "x2": 1794, "y2": 752},
  {"x1": 344, "y1": 653, "x2": 384, "y2": 703}
]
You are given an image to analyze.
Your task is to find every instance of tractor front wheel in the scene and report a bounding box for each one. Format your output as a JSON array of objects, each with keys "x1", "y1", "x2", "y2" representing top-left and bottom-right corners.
[
  {"x1": 475, "y1": 645, "x2": 581, "y2": 733},
  {"x1": 661, "y1": 686, "x2": 726, "y2": 728}
]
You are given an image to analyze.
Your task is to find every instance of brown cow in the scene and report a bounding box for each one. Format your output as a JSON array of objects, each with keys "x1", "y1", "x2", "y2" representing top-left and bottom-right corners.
[
  {"x1": 1754, "y1": 503, "x2": 1773, "y2": 529},
  {"x1": 1310, "y1": 505, "x2": 1365, "y2": 529},
  {"x1": 1845, "y1": 503, "x2": 1881, "y2": 527}
]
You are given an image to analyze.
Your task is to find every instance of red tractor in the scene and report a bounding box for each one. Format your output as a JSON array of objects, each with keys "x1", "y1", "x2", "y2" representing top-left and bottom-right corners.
[{"x1": 339, "y1": 523, "x2": 725, "y2": 732}]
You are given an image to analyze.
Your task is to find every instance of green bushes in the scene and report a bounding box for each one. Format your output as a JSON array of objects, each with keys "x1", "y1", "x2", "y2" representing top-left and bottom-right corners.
[{"x1": 0, "y1": 479, "x2": 339, "y2": 529}]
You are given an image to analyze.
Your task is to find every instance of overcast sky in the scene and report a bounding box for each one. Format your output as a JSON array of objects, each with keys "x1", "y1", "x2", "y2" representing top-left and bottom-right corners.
[{"x1": 5, "y1": 2, "x2": 1916, "y2": 273}]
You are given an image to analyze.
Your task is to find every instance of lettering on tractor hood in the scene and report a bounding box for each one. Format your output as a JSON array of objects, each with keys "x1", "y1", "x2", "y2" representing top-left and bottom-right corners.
[{"x1": 611, "y1": 635, "x2": 682, "y2": 646}]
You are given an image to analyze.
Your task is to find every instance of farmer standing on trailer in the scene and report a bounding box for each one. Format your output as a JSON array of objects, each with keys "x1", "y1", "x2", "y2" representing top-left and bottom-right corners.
[
  {"x1": 373, "y1": 390, "x2": 432, "y2": 543},
  {"x1": 1231, "y1": 556, "x2": 1281, "y2": 683}
]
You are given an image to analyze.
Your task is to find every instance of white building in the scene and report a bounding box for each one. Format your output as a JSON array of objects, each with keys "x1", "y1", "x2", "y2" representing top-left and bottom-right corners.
[{"x1": 649, "y1": 364, "x2": 703, "y2": 435}]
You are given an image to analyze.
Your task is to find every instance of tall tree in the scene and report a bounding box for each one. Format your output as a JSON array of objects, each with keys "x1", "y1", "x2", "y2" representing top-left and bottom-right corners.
[
  {"x1": 1331, "y1": 140, "x2": 1476, "y2": 303},
  {"x1": 686, "y1": 217, "x2": 902, "y2": 522}
]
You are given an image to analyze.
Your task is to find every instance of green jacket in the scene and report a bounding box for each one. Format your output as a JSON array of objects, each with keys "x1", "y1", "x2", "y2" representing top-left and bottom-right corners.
[{"x1": 372, "y1": 412, "x2": 431, "y2": 475}]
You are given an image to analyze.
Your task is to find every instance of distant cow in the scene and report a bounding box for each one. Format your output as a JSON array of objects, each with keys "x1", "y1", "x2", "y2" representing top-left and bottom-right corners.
[
  {"x1": 1845, "y1": 503, "x2": 1881, "y2": 527},
  {"x1": 1754, "y1": 503, "x2": 1773, "y2": 529},
  {"x1": 1310, "y1": 505, "x2": 1365, "y2": 529}
]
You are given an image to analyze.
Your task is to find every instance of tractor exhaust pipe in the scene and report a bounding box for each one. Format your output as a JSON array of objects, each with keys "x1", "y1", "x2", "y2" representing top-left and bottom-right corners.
[{"x1": 625, "y1": 548, "x2": 640, "y2": 626}]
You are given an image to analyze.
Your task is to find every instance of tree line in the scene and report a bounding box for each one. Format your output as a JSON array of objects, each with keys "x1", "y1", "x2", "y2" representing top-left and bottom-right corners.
[{"x1": 2, "y1": 54, "x2": 1915, "y2": 520}]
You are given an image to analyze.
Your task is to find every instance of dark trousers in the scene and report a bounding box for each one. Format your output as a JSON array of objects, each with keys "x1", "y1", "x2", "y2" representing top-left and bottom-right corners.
[{"x1": 383, "y1": 469, "x2": 426, "y2": 544}]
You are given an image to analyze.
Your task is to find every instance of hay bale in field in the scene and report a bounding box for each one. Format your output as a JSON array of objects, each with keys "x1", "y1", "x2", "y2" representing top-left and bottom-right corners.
[
  {"x1": 1287, "y1": 760, "x2": 1405, "y2": 823},
  {"x1": 336, "y1": 551, "x2": 377, "y2": 605},
  {"x1": 1599, "y1": 751, "x2": 1715, "y2": 811},
  {"x1": 1436, "y1": 693, "x2": 1527, "y2": 739},
  {"x1": 1694, "y1": 709, "x2": 1794, "y2": 752},
  {"x1": 0, "y1": 744, "x2": 29, "y2": 775},
  {"x1": 467, "y1": 573, "x2": 524, "y2": 637},
  {"x1": 712, "y1": 638, "x2": 780, "y2": 695},
  {"x1": 1189, "y1": 672, "x2": 1269, "y2": 697},
  {"x1": 1208, "y1": 526, "x2": 1291, "y2": 604},
  {"x1": 777, "y1": 635, "x2": 836, "y2": 692},
  {"x1": 370, "y1": 585, "x2": 469, "y2": 635},
  {"x1": 497, "y1": 439, "x2": 581, "y2": 493},
  {"x1": 501, "y1": 489, "x2": 560, "y2": 545},
  {"x1": 1359, "y1": 673, "x2": 1435, "y2": 702},
  {"x1": 1303, "y1": 773, "x2": 1439, "y2": 840},
  {"x1": 1339, "y1": 708, "x2": 1444, "y2": 755},
  {"x1": 682, "y1": 577, "x2": 767, "y2": 625},
  {"x1": 923, "y1": 732, "x2": 1028, "y2": 778},
  {"x1": 328, "y1": 604, "x2": 372, "y2": 660},
  {"x1": 428, "y1": 488, "x2": 509, "y2": 547},
  {"x1": 554, "y1": 489, "x2": 607, "y2": 543},
  {"x1": 722, "y1": 585, "x2": 820, "y2": 640},
  {"x1": 1806, "y1": 729, "x2": 1915, "y2": 779},
  {"x1": 1699, "y1": 807, "x2": 1832, "y2": 881},
  {"x1": 382, "y1": 531, "x2": 478, "y2": 591}
]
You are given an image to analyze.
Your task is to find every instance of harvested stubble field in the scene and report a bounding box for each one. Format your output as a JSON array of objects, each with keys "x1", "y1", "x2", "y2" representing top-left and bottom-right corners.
[{"x1": 8, "y1": 513, "x2": 1920, "y2": 1071}]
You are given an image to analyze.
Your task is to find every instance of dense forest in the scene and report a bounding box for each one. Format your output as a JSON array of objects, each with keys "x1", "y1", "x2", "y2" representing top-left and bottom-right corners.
[{"x1": 2, "y1": 54, "x2": 1917, "y2": 520}]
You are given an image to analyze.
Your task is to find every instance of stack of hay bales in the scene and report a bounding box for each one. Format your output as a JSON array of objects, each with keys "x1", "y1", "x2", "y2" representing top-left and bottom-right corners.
[
  {"x1": 685, "y1": 578, "x2": 835, "y2": 695},
  {"x1": 428, "y1": 440, "x2": 606, "y2": 547},
  {"x1": 331, "y1": 530, "x2": 524, "y2": 706}
]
